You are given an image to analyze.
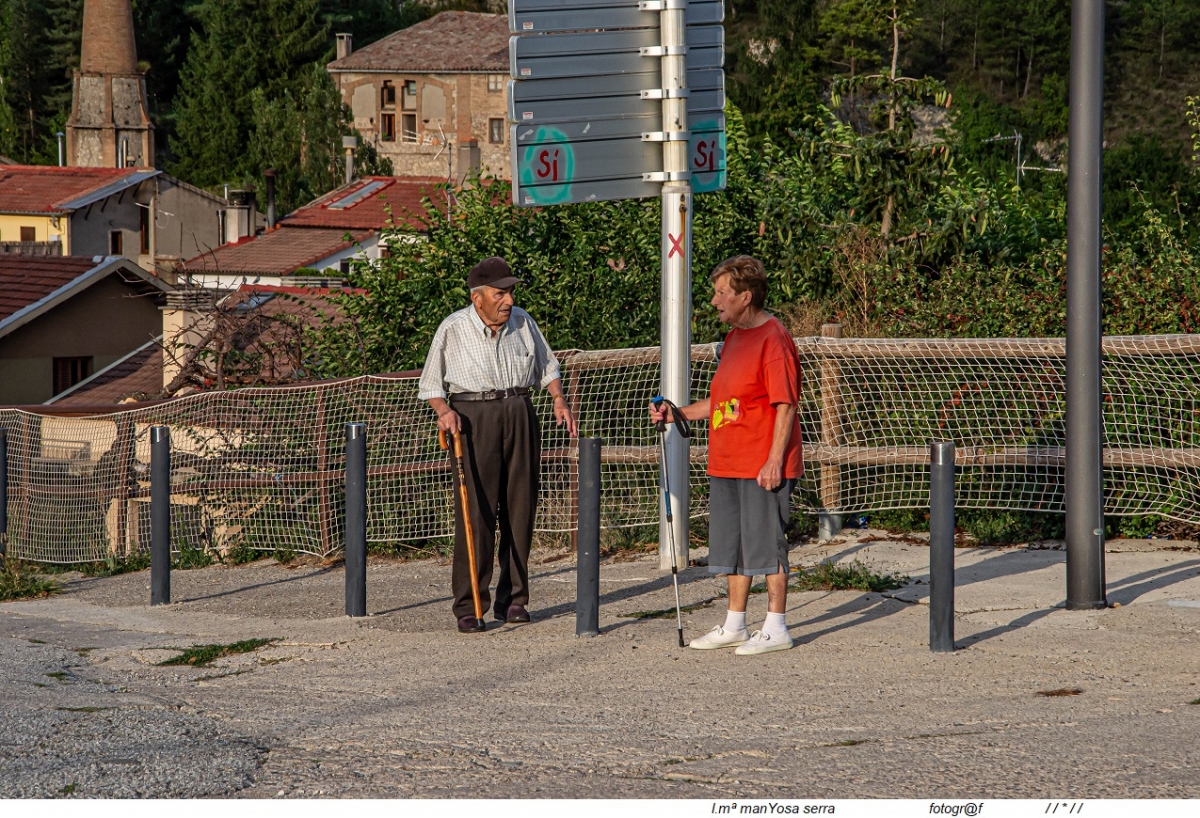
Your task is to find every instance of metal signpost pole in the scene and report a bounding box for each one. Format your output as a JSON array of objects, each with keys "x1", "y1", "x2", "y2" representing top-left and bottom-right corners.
[
  {"x1": 656, "y1": 0, "x2": 691, "y2": 572},
  {"x1": 1065, "y1": 0, "x2": 1108, "y2": 610}
]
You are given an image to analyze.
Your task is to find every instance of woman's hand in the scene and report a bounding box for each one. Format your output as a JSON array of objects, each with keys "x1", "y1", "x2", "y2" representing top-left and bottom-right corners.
[
  {"x1": 648, "y1": 400, "x2": 673, "y2": 425},
  {"x1": 757, "y1": 456, "x2": 783, "y2": 491}
]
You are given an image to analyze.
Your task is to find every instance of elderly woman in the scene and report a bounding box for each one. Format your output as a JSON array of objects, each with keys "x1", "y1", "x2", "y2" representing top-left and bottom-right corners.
[{"x1": 650, "y1": 255, "x2": 803, "y2": 655}]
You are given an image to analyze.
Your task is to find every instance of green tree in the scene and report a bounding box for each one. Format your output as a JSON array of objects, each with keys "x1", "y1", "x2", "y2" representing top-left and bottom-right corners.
[
  {"x1": 319, "y1": 0, "x2": 428, "y2": 49},
  {"x1": 131, "y1": 0, "x2": 194, "y2": 146},
  {"x1": 0, "y1": 3, "x2": 18, "y2": 157},
  {"x1": 725, "y1": 0, "x2": 823, "y2": 141},
  {"x1": 249, "y1": 64, "x2": 392, "y2": 212},
  {"x1": 169, "y1": 0, "x2": 328, "y2": 190},
  {"x1": 818, "y1": 0, "x2": 888, "y2": 82},
  {"x1": 0, "y1": 0, "x2": 77, "y2": 163}
]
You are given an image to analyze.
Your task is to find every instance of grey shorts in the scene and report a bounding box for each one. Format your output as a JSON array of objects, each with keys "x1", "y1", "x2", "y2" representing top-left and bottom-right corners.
[{"x1": 708, "y1": 476, "x2": 797, "y2": 576}]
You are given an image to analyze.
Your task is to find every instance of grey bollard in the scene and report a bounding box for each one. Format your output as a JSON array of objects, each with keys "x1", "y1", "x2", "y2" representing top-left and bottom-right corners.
[
  {"x1": 150, "y1": 426, "x2": 171, "y2": 606},
  {"x1": 0, "y1": 428, "x2": 7, "y2": 556},
  {"x1": 576, "y1": 438, "x2": 601, "y2": 637},
  {"x1": 929, "y1": 441, "x2": 955, "y2": 652},
  {"x1": 345, "y1": 423, "x2": 367, "y2": 617}
]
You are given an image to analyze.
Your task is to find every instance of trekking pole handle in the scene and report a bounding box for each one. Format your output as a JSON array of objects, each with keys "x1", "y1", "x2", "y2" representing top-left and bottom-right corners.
[
  {"x1": 651, "y1": 396, "x2": 668, "y2": 433},
  {"x1": 651, "y1": 396, "x2": 692, "y2": 438}
]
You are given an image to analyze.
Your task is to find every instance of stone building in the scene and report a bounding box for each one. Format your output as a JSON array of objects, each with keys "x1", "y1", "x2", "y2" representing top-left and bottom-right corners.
[
  {"x1": 326, "y1": 12, "x2": 511, "y2": 180},
  {"x1": 65, "y1": 0, "x2": 154, "y2": 168}
]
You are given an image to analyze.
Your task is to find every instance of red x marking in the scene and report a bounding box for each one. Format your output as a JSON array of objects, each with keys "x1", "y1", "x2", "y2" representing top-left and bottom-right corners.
[{"x1": 668, "y1": 232, "x2": 684, "y2": 258}]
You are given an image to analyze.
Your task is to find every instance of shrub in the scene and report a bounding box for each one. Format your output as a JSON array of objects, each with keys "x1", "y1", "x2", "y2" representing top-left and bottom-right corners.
[{"x1": 0, "y1": 558, "x2": 60, "y2": 601}]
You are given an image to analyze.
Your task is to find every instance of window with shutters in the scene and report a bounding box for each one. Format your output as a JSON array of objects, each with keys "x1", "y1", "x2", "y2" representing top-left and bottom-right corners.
[{"x1": 53, "y1": 357, "x2": 92, "y2": 394}]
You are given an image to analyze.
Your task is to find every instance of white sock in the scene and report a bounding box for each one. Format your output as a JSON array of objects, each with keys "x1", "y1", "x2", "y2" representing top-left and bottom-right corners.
[
  {"x1": 723, "y1": 610, "x2": 747, "y2": 633},
  {"x1": 762, "y1": 611, "x2": 788, "y2": 639}
]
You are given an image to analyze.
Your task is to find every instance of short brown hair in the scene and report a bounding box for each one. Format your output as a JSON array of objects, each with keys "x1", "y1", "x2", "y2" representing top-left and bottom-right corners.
[{"x1": 709, "y1": 255, "x2": 767, "y2": 310}]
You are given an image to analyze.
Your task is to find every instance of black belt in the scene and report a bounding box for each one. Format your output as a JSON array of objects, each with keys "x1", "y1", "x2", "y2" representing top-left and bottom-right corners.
[{"x1": 450, "y1": 387, "x2": 531, "y2": 402}]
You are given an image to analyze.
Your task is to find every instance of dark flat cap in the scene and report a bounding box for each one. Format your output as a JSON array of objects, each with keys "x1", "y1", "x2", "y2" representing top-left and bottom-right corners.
[{"x1": 467, "y1": 256, "x2": 522, "y2": 289}]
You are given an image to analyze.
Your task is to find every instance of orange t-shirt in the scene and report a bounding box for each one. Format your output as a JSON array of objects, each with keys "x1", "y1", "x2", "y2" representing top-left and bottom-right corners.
[{"x1": 707, "y1": 316, "x2": 803, "y2": 479}]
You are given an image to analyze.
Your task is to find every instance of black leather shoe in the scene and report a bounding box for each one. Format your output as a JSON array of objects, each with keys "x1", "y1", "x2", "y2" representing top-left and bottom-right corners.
[
  {"x1": 457, "y1": 615, "x2": 485, "y2": 633},
  {"x1": 503, "y1": 604, "x2": 530, "y2": 624}
]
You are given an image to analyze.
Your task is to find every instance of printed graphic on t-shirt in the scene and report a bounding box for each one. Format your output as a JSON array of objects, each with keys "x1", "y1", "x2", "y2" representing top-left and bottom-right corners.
[{"x1": 712, "y1": 397, "x2": 742, "y2": 429}]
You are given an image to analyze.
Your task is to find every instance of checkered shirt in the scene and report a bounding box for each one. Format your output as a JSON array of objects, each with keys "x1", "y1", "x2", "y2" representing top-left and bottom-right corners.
[{"x1": 417, "y1": 305, "x2": 562, "y2": 401}]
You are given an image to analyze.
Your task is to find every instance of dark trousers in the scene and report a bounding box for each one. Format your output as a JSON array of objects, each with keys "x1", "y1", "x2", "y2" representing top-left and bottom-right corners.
[{"x1": 448, "y1": 394, "x2": 541, "y2": 619}]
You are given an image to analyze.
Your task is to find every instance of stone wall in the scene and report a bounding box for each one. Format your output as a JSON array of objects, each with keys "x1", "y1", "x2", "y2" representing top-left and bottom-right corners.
[{"x1": 337, "y1": 71, "x2": 510, "y2": 180}]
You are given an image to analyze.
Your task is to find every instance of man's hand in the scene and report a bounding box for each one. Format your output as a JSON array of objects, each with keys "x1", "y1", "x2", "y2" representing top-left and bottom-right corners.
[
  {"x1": 554, "y1": 397, "x2": 578, "y2": 438},
  {"x1": 436, "y1": 408, "x2": 461, "y2": 435},
  {"x1": 757, "y1": 456, "x2": 783, "y2": 491}
]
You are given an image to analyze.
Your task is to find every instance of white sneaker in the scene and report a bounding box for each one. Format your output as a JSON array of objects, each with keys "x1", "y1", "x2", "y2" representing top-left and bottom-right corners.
[
  {"x1": 688, "y1": 625, "x2": 750, "y2": 650},
  {"x1": 734, "y1": 629, "x2": 794, "y2": 655}
]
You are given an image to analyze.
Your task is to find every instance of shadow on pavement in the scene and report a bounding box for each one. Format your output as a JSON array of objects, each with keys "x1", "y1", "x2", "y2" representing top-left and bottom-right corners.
[
  {"x1": 1106, "y1": 559, "x2": 1200, "y2": 605},
  {"x1": 175, "y1": 564, "x2": 342, "y2": 604}
]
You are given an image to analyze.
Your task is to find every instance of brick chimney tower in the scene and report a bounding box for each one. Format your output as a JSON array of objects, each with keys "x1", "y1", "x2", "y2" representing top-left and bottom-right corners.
[{"x1": 66, "y1": 0, "x2": 155, "y2": 168}]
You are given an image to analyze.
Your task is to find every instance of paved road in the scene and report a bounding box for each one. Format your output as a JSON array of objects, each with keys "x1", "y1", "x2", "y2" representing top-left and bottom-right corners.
[{"x1": 2, "y1": 533, "x2": 1199, "y2": 798}]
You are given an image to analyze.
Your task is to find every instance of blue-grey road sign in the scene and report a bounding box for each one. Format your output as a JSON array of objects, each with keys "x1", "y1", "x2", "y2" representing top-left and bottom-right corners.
[
  {"x1": 508, "y1": 68, "x2": 725, "y2": 123},
  {"x1": 512, "y1": 112, "x2": 724, "y2": 146},
  {"x1": 511, "y1": 25, "x2": 723, "y2": 80},
  {"x1": 511, "y1": 118, "x2": 726, "y2": 206},
  {"x1": 510, "y1": 0, "x2": 723, "y2": 34}
]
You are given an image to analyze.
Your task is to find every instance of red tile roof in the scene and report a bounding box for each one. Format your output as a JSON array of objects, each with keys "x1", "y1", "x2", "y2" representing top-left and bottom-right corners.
[
  {"x1": 283, "y1": 176, "x2": 442, "y2": 231},
  {"x1": 52, "y1": 340, "x2": 164, "y2": 406},
  {"x1": 0, "y1": 255, "x2": 103, "y2": 321},
  {"x1": 235, "y1": 284, "x2": 365, "y2": 297},
  {"x1": 0, "y1": 165, "x2": 146, "y2": 213},
  {"x1": 327, "y1": 12, "x2": 509, "y2": 73},
  {"x1": 180, "y1": 227, "x2": 375, "y2": 276}
]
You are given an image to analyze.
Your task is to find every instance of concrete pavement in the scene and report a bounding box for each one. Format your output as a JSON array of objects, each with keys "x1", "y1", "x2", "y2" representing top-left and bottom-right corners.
[{"x1": 1, "y1": 531, "x2": 1198, "y2": 798}]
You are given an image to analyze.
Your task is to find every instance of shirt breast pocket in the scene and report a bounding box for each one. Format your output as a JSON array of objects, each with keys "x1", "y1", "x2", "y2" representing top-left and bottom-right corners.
[{"x1": 509, "y1": 341, "x2": 536, "y2": 387}]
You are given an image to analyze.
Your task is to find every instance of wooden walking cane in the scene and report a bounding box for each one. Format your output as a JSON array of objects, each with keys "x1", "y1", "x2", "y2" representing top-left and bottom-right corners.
[{"x1": 440, "y1": 429, "x2": 484, "y2": 625}]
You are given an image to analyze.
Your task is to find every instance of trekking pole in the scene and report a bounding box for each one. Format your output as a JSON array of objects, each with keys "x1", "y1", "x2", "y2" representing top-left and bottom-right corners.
[
  {"x1": 440, "y1": 429, "x2": 484, "y2": 628},
  {"x1": 652, "y1": 396, "x2": 690, "y2": 648}
]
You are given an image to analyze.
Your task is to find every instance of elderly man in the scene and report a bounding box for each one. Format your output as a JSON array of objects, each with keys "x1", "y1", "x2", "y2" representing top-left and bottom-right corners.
[{"x1": 419, "y1": 257, "x2": 578, "y2": 633}]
